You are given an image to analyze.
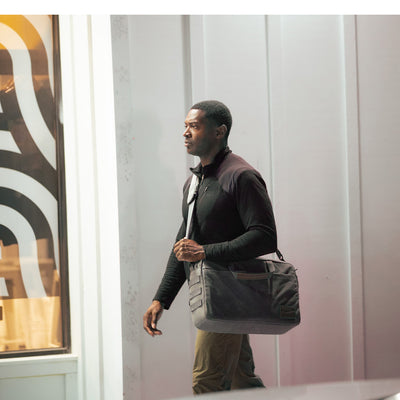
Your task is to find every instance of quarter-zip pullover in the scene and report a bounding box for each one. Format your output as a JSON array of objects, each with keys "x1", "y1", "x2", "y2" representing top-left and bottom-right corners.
[{"x1": 154, "y1": 147, "x2": 277, "y2": 309}]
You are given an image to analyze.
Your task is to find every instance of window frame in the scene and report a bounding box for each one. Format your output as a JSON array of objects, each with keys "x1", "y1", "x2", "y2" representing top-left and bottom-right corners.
[{"x1": 0, "y1": 15, "x2": 71, "y2": 359}]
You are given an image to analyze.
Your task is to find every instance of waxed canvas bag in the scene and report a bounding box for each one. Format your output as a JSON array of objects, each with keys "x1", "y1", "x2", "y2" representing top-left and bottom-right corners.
[{"x1": 186, "y1": 175, "x2": 300, "y2": 334}]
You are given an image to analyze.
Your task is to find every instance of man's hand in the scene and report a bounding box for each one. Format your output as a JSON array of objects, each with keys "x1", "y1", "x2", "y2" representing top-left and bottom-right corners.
[
  {"x1": 143, "y1": 300, "x2": 164, "y2": 337},
  {"x1": 173, "y1": 238, "x2": 205, "y2": 262}
]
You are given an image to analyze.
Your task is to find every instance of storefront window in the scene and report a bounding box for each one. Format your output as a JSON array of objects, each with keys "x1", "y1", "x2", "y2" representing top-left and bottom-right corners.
[{"x1": 0, "y1": 15, "x2": 69, "y2": 356}]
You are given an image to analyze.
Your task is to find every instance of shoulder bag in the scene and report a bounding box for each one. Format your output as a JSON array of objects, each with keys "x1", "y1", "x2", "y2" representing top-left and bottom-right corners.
[{"x1": 186, "y1": 174, "x2": 301, "y2": 334}]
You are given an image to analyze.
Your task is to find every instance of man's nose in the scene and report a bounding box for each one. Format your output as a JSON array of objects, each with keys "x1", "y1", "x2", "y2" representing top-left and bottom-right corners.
[{"x1": 183, "y1": 127, "x2": 190, "y2": 137}]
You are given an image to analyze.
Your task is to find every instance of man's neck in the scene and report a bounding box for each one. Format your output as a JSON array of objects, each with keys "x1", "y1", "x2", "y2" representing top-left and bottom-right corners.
[{"x1": 199, "y1": 145, "x2": 226, "y2": 167}]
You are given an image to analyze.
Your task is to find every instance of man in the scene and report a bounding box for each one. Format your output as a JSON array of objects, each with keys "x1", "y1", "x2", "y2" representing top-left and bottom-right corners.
[{"x1": 143, "y1": 100, "x2": 277, "y2": 393}]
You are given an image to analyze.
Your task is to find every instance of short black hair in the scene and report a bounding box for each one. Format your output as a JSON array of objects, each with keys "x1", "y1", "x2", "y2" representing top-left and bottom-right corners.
[{"x1": 191, "y1": 100, "x2": 232, "y2": 138}]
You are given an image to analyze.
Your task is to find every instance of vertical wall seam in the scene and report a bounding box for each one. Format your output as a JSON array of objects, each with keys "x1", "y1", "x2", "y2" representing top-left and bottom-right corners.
[
  {"x1": 187, "y1": 15, "x2": 206, "y2": 169},
  {"x1": 182, "y1": 15, "x2": 193, "y2": 111},
  {"x1": 86, "y1": 15, "x2": 105, "y2": 400},
  {"x1": 342, "y1": 14, "x2": 366, "y2": 381},
  {"x1": 68, "y1": 16, "x2": 86, "y2": 400},
  {"x1": 353, "y1": 15, "x2": 367, "y2": 380},
  {"x1": 265, "y1": 15, "x2": 275, "y2": 205},
  {"x1": 265, "y1": 15, "x2": 280, "y2": 387},
  {"x1": 200, "y1": 16, "x2": 207, "y2": 100},
  {"x1": 341, "y1": 15, "x2": 354, "y2": 382},
  {"x1": 181, "y1": 14, "x2": 198, "y2": 359},
  {"x1": 182, "y1": 15, "x2": 194, "y2": 174}
]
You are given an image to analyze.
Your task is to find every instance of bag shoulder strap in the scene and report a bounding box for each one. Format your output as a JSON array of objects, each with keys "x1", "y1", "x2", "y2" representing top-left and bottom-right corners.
[
  {"x1": 276, "y1": 249, "x2": 285, "y2": 261},
  {"x1": 185, "y1": 174, "x2": 199, "y2": 238}
]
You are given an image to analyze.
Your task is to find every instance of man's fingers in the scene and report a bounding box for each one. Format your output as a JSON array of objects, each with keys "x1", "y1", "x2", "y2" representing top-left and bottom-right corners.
[
  {"x1": 173, "y1": 238, "x2": 205, "y2": 262},
  {"x1": 151, "y1": 309, "x2": 159, "y2": 329},
  {"x1": 150, "y1": 309, "x2": 162, "y2": 335},
  {"x1": 174, "y1": 239, "x2": 193, "y2": 257},
  {"x1": 173, "y1": 239, "x2": 185, "y2": 253},
  {"x1": 143, "y1": 312, "x2": 155, "y2": 336},
  {"x1": 143, "y1": 302, "x2": 163, "y2": 336}
]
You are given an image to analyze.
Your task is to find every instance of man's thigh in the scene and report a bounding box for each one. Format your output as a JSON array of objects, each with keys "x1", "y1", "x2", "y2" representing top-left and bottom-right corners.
[{"x1": 192, "y1": 330, "x2": 243, "y2": 393}]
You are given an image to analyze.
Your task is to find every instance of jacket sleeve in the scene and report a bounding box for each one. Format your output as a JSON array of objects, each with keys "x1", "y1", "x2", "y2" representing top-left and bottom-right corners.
[
  {"x1": 202, "y1": 170, "x2": 277, "y2": 261},
  {"x1": 152, "y1": 220, "x2": 187, "y2": 310}
]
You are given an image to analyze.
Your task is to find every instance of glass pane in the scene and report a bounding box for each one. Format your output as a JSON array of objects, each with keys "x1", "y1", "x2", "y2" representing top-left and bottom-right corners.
[{"x1": 0, "y1": 15, "x2": 68, "y2": 354}]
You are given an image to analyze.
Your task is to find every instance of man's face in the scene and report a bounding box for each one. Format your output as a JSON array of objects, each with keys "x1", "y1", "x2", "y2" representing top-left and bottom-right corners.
[{"x1": 183, "y1": 109, "x2": 216, "y2": 157}]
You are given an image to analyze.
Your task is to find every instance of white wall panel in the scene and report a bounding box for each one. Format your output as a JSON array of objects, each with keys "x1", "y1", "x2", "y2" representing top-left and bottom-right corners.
[
  {"x1": 356, "y1": 15, "x2": 400, "y2": 379},
  {"x1": 111, "y1": 14, "x2": 400, "y2": 400},
  {"x1": 202, "y1": 16, "x2": 272, "y2": 180},
  {"x1": 0, "y1": 355, "x2": 77, "y2": 400},
  {"x1": 111, "y1": 16, "x2": 142, "y2": 399},
  {"x1": 60, "y1": 15, "x2": 123, "y2": 400},
  {"x1": 113, "y1": 15, "x2": 194, "y2": 400},
  {"x1": 0, "y1": 375, "x2": 65, "y2": 400},
  {"x1": 268, "y1": 15, "x2": 352, "y2": 385}
]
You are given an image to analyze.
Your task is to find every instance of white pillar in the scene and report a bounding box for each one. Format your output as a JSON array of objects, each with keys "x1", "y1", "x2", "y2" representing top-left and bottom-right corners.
[{"x1": 59, "y1": 15, "x2": 123, "y2": 400}]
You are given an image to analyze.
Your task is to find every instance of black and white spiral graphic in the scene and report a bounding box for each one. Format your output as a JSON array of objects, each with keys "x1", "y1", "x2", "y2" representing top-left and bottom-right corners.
[{"x1": 0, "y1": 15, "x2": 60, "y2": 299}]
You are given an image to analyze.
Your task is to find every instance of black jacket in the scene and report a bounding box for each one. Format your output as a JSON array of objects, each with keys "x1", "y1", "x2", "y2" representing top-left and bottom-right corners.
[{"x1": 153, "y1": 147, "x2": 277, "y2": 309}]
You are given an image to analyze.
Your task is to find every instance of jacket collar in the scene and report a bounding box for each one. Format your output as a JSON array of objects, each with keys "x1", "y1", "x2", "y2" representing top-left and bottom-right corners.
[{"x1": 190, "y1": 146, "x2": 231, "y2": 178}]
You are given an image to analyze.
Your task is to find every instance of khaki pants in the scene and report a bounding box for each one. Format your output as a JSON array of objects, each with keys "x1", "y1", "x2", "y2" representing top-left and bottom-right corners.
[{"x1": 192, "y1": 330, "x2": 265, "y2": 394}]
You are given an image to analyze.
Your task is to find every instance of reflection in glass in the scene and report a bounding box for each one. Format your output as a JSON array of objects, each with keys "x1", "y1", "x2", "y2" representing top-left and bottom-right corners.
[{"x1": 0, "y1": 15, "x2": 68, "y2": 354}]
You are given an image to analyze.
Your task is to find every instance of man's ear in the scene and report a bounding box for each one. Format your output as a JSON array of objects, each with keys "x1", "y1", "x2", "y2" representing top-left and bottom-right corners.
[{"x1": 216, "y1": 124, "x2": 227, "y2": 140}]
